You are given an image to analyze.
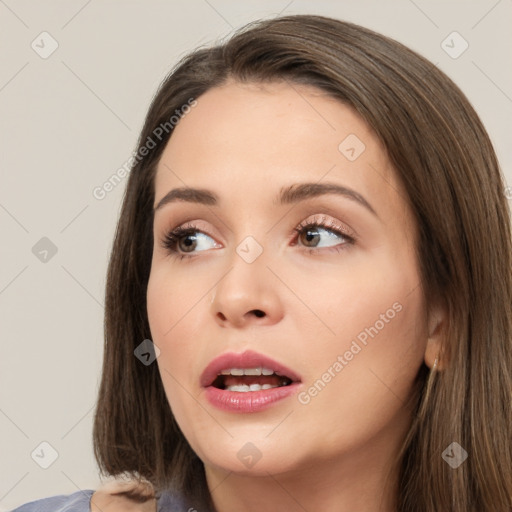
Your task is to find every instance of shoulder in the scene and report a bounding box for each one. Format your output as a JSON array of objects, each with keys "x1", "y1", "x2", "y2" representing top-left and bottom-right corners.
[
  {"x1": 89, "y1": 479, "x2": 157, "y2": 512},
  {"x1": 10, "y1": 479, "x2": 188, "y2": 512},
  {"x1": 10, "y1": 489, "x2": 94, "y2": 511},
  {"x1": 90, "y1": 479, "x2": 196, "y2": 512}
]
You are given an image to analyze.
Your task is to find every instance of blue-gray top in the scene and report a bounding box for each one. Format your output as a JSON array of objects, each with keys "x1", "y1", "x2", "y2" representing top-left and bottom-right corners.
[{"x1": 10, "y1": 487, "x2": 192, "y2": 511}]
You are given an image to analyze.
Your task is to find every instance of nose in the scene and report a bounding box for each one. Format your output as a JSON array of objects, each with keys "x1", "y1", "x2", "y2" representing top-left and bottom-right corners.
[{"x1": 210, "y1": 251, "x2": 284, "y2": 328}]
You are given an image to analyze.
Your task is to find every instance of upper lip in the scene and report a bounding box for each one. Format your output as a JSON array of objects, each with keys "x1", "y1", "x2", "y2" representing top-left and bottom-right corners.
[{"x1": 200, "y1": 349, "x2": 302, "y2": 388}]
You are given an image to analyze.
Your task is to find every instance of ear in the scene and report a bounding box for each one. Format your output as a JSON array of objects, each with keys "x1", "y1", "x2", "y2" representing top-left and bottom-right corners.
[
  {"x1": 424, "y1": 300, "x2": 448, "y2": 371},
  {"x1": 90, "y1": 478, "x2": 156, "y2": 512}
]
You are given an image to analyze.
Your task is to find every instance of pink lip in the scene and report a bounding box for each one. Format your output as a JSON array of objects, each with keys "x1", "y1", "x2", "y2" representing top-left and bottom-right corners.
[{"x1": 200, "y1": 349, "x2": 302, "y2": 413}]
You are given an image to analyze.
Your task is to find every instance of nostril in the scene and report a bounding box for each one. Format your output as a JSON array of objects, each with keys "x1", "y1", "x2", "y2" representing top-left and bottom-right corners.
[{"x1": 215, "y1": 310, "x2": 265, "y2": 322}]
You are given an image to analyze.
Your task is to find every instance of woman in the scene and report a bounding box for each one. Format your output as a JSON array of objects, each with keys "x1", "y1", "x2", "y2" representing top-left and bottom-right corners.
[{"x1": 13, "y1": 14, "x2": 512, "y2": 512}]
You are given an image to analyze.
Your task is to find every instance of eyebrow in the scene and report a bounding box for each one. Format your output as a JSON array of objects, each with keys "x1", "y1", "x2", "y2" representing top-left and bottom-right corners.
[
  {"x1": 154, "y1": 187, "x2": 218, "y2": 211},
  {"x1": 153, "y1": 182, "x2": 378, "y2": 217}
]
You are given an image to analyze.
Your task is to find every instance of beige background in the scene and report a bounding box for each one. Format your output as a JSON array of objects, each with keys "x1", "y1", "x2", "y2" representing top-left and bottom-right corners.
[{"x1": 1, "y1": 0, "x2": 511, "y2": 509}]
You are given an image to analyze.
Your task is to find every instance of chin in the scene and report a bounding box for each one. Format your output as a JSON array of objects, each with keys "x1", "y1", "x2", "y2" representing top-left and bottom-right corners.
[{"x1": 195, "y1": 435, "x2": 307, "y2": 477}]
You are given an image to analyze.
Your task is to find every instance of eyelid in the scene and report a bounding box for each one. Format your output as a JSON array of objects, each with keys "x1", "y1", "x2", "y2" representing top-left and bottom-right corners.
[
  {"x1": 292, "y1": 213, "x2": 357, "y2": 242},
  {"x1": 163, "y1": 219, "x2": 219, "y2": 240}
]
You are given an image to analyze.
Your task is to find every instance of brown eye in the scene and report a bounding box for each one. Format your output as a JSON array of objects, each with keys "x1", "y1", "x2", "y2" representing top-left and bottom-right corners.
[
  {"x1": 177, "y1": 232, "x2": 199, "y2": 253},
  {"x1": 299, "y1": 227, "x2": 322, "y2": 247},
  {"x1": 161, "y1": 225, "x2": 220, "y2": 259},
  {"x1": 293, "y1": 220, "x2": 354, "y2": 250}
]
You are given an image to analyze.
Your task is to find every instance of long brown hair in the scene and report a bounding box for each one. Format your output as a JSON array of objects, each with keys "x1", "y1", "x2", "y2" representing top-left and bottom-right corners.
[{"x1": 93, "y1": 14, "x2": 512, "y2": 511}]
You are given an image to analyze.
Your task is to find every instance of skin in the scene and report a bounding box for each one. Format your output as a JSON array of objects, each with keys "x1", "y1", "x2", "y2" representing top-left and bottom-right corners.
[{"x1": 146, "y1": 80, "x2": 445, "y2": 512}]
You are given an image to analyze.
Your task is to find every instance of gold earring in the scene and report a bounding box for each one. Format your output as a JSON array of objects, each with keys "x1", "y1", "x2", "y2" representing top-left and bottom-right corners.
[{"x1": 433, "y1": 354, "x2": 439, "y2": 371}]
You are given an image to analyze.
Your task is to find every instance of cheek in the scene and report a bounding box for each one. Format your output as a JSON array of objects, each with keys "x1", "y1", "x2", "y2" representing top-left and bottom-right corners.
[
  {"x1": 146, "y1": 262, "x2": 210, "y2": 345},
  {"x1": 293, "y1": 251, "x2": 427, "y2": 437},
  {"x1": 146, "y1": 267, "x2": 203, "y2": 397},
  {"x1": 146, "y1": 260, "x2": 219, "y2": 387},
  {"x1": 146, "y1": 268, "x2": 204, "y2": 431},
  {"x1": 279, "y1": 245, "x2": 425, "y2": 359},
  {"x1": 146, "y1": 269, "x2": 227, "y2": 467}
]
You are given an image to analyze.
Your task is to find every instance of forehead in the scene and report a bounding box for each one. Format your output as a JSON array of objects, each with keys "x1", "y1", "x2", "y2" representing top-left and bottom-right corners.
[{"x1": 153, "y1": 80, "x2": 406, "y2": 220}]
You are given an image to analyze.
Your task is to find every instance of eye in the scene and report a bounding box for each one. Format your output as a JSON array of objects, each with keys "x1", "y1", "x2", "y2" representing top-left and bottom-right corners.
[
  {"x1": 160, "y1": 214, "x2": 356, "y2": 260},
  {"x1": 292, "y1": 214, "x2": 355, "y2": 254},
  {"x1": 160, "y1": 223, "x2": 220, "y2": 260}
]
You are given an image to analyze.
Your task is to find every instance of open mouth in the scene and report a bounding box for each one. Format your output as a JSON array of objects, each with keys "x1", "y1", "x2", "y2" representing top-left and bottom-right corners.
[
  {"x1": 211, "y1": 367, "x2": 294, "y2": 392},
  {"x1": 200, "y1": 350, "x2": 301, "y2": 393},
  {"x1": 201, "y1": 350, "x2": 301, "y2": 412}
]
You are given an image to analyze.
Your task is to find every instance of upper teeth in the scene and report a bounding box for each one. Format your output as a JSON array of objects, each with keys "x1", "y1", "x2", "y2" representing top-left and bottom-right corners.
[{"x1": 220, "y1": 367, "x2": 277, "y2": 376}]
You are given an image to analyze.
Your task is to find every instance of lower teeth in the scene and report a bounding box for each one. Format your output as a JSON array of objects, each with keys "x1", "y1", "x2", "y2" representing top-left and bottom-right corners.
[{"x1": 226, "y1": 383, "x2": 279, "y2": 392}]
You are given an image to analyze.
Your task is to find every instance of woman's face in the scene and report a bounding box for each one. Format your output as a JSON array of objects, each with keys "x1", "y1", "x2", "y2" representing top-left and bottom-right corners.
[{"x1": 147, "y1": 80, "x2": 433, "y2": 480}]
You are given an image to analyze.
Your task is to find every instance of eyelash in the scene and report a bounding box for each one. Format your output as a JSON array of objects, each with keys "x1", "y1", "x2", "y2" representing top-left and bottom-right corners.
[{"x1": 160, "y1": 215, "x2": 356, "y2": 261}]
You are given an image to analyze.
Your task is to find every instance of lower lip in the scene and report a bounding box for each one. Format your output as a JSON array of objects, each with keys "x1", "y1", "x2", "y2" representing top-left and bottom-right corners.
[{"x1": 203, "y1": 382, "x2": 301, "y2": 413}]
